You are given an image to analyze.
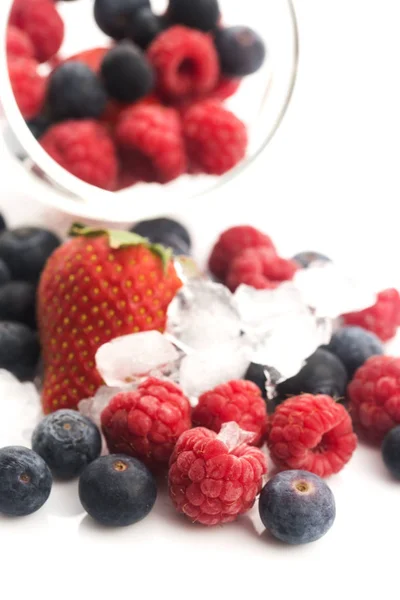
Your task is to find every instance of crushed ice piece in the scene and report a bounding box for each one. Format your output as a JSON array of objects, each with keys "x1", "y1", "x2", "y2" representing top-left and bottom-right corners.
[
  {"x1": 96, "y1": 331, "x2": 180, "y2": 387},
  {"x1": 174, "y1": 256, "x2": 204, "y2": 282},
  {"x1": 0, "y1": 370, "x2": 42, "y2": 447},
  {"x1": 217, "y1": 422, "x2": 256, "y2": 450},
  {"x1": 167, "y1": 280, "x2": 242, "y2": 351}
]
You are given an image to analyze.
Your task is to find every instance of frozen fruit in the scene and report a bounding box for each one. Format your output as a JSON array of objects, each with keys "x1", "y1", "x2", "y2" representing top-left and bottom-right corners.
[
  {"x1": 79, "y1": 454, "x2": 157, "y2": 526},
  {"x1": 382, "y1": 426, "x2": 400, "y2": 479},
  {"x1": 215, "y1": 26, "x2": 266, "y2": 77},
  {"x1": 47, "y1": 62, "x2": 108, "y2": 122},
  {"x1": 7, "y1": 25, "x2": 34, "y2": 59},
  {"x1": 268, "y1": 394, "x2": 357, "y2": 477},
  {"x1": 127, "y1": 7, "x2": 165, "y2": 49},
  {"x1": 183, "y1": 100, "x2": 247, "y2": 175},
  {"x1": 276, "y1": 348, "x2": 348, "y2": 405},
  {"x1": 101, "y1": 42, "x2": 154, "y2": 103},
  {"x1": 342, "y1": 288, "x2": 400, "y2": 342},
  {"x1": 27, "y1": 115, "x2": 52, "y2": 140},
  {"x1": 148, "y1": 26, "x2": 219, "y2": 100},
  {"x1": 94, "y1": 0, "x2": 150, "y2": 40},
  {"x1": 130, "y1": 218, "x2": 192, "y2": 256},
  {"x1": 0, "y1": 260, "x2": 11, "y2": 286},
  {"x1": 101, "y1": 377, "x2": 192, "y2": 470},
  {"x1": 226, "y1": 246, "x2": 297, "y2": 292},
  {"x1": 0, "y1": 226, "x2": 60, "y2": 284},
  {"x1": 0, "y1": 446, "x2": 52, "y2": 516},
  {"x1": 0, "y1": 322, "x2": 40, "y2": 381},
  {"x1": 292, "y1": 251, "x2": 331, "y2": 269},
  {"x1": 40, "y1": 120, "x2": 118, "y2": 190},
  {"x1": 32, "y1": 410, "x2": 102, "y2": 480},
  {"x1": 167, "y1": 0, "x2": 220, "y2": 32},
  {"x1": 192, "y1": 380, "x2": 268, "y2": 446},
  {"x1": 209, "y1": 225, "x2": 276, "y2": 281},
  {"x1": 116, "y1": 104, "x2": 187, "y2": 183},
  {"x1": 38, "y1": 225, "x2": 182, "y2": 413},
  {"x1": 327, "y1": 326, "x2": 384, "y2": 379},
  {"x1": 259, "y1": 470, "x2": 336, "y2": 544},
  {"x1": 168, "y1": 423, "x2": 267, "y2": 525},
  {"x1": 0, "y1": 282, "x2": 37, "y2": 329},
  {"x1": 348, "y1": 355, "x2": 400, "y2": 442},
  {"x1": 63, "y1": 47, "x2": 110, "y2": 73},
  {"x1": 8, "y1": 57, "x2": 46, "y2": 120}
]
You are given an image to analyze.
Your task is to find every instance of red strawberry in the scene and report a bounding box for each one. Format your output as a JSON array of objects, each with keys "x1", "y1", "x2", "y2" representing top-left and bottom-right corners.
[{"x1": 38, "y1": 225, "x2": 182, "y2": 414}]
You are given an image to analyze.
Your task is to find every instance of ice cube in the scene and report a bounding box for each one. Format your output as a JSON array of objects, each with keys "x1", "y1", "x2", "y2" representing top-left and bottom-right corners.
[
  {"x1": 217, "y1": 422, "x2": 256, "y2": 450},
  {"x1": 78, "y1": 385, "x2": 124, "y2": 455},
  {"x1": 0, "y1": 369, "x2": 42, "y2": 447}
]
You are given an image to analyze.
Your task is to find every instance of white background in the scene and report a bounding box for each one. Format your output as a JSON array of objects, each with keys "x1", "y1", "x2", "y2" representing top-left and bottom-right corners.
[{"x1": 1, "y1": 1, "x2": 400, "y2": 598}]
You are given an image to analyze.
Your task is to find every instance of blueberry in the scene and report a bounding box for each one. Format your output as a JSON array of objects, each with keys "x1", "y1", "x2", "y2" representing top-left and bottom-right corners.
[
  {"x1": 0, "y1": 282, "x2": 37, "y2": 329},
  {"x1": 292, "y1": 251, "x2": 331, "y2": 269},
  {"x1": 47, "y1": 62, "x2": 108, "y2": 122},
  {"x1": 130, "y1": 218, "x2": 192, "y2": 256},
  {"x1": 259, "y1": 470, "x2": 336, "y2": 544},
  {"x1": 32, "y1": 410, "x2": 102, "y2": 480},
  {"x1": 327, "y1": 326, "x2": 384, "y2": 378},
  {"x1": 101, "y1": 42, "x2": 154, "y2": 103},
  {"x1": 79, "y1": 454, "x2": 157, "y2": 526},
  {"x1": 382, "y1": 426, "x2": 400, "y2": 479},
  {"x1": 0, "y1": 322, "x2": 40, "y2": 381},
  {"x1": 168, "y1": 0, "x2": 220, "y2": 32},
  {"x1": 244, "y1": 363, "x2": 267, "y2": 400},
  {"x1": 0, "y1": 446, "x2": 52, "y2": 516},
  {"x1": 0, "y1": 259, "x2": 11, "y2": 285},
  {"x1": 127, "y1": 7, "x2": 165, "y2": 49},
  {"x1": 214, "y1": 26, "x2": 266, "y2": 77},
  {"x1": 0, "y1": 226, "x2": 61, "y2": 284},
  {"x1": 0, "y1": 213, "x2": 6, "y2": 232},
  {"x1": 26, "y1": 115, "x2": 52, "y2": 140},
  {"x1": 94, "y1": 0, "x2": 150, "y2": 40},
  {"x1": 276, "y1": 348, "x2": 348, "y2": 405}
]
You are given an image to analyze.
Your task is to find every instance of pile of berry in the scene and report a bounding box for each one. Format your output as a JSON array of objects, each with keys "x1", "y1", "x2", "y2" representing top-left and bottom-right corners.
[{"x1": 6, "y1": 0, "x2": 267, "y2": 190}]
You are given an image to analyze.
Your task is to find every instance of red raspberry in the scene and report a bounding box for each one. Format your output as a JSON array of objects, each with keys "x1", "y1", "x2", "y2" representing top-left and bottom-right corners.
[
  {"x1": 168, "y1": 423, "x2": 267, "y2": 525},
  {"x1": 348, "y1": 355, "x2": 400, "y2": 442},
  {"x1": 40, "y1": 120, "x2": 118, "y2": 191},
  {"x1": 147, "y1": 26, "x2": 219, "y2": 100},
  {"x1": 268, "y1": 394, "x2": 357, "y2": 478},
  {"x1": 342, "y1": 288, "x2": 400, "y2": 342},
  {"x1": 192, "y1": 380, "x2": 268, "y2": 446},
  {"x1": 7, "y1": 25, "x2": 34, "y2": 59},
  {"x1": 115, "y1": 104, "x2": 187, "y2": 183},
  {"x1": 226, "y1": 247, "x2": 298, "y2": 292},
  {"x1": 8, "y1": 57, "x2": 46, "y2": 120},
  {"x1": 209, "y1": 225, "x2": 276, "y2": 281},
  {"x1": 101, "y1": 378, "x2": 192, "y2": 470},
  {"x1": 209, "y1": 77, "x2": 241, "y2": 101},
  {"x1": 10, "y1": 0, "x2": 64, "y2": 63}
]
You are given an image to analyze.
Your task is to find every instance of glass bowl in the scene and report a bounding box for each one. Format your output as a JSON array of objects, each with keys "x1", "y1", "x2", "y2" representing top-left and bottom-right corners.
[{"x1": 0, "y1": 0, "x2": 298, "y2": 224}]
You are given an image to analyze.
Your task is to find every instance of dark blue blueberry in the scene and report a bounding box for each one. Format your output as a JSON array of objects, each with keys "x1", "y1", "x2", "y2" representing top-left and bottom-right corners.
[
  {"x1": 127, "y1": 7, "x2": 165, "y2": 49},
  {"x1": 327, "y1": 326, "x2": 384, "y2": 379},
  {"x1": 168, "y1": 0, "x2": 220, "y2": 32},
  {"x1": 94, "y1": 0, "x2": 150, "y2": 40},
  {"x1": 101, "y1": 42, "x2": 154, "y2": 103},
  {"x1": 259, "y1": 470, "x2": 336, "y2": 544},
  {"x1": 382, "y1": 426, "x2": 400, "y2": 479},
  {"x1": 79, "y1": 454, "x2": 157, "y2": 526},
  {"x1": 214, "y1": 26, "x2": 266, "y2": 77},
  {"x1": 0, "y1": 322, "x2": 40, "y2": 381},
  {"x1": 0, "y1": 446, "x2": 52, "y2": 516},
  {"x1": 0, "y1": 226, "x2": 61, "y2": 284},
  {"x1": 0, "y1": 259, "x2": 11, "y2": 285},
  {"x1": 0, "y1": 213, "x2": 6, "y2": 232},
  {"x1": 47, "y1": 62, "x2": 108, "y2": 122},
  {"x1": 130, "y1": 217, "x2": 192, "y2": 256},
  {"x1": 26, "y1": 115, "x2": 52, "y2": 140},
  {"x1": 292, "y1": 251, "x2": 331, "y2": 269},
  {"x1": 0, "y1": 282, "x2": 37, "y2": 329},
  {"x1": 276, "y1": 348, "x2": 348, "y2": 405},
  {"x1": 244, "y1": 363, "x2": 267, "y2": 400},
  {"x1": 32, "y1": 410, "x2": 102, "y2": 480}
]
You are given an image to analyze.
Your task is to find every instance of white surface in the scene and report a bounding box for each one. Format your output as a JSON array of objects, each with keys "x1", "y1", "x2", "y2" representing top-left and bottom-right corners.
[{"x1": 2, "y1": 0, "x2": 400, "y2": 597}]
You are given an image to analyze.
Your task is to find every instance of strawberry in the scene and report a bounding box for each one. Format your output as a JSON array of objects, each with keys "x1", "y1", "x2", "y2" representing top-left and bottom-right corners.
[{"x1": 38, "y1": 224, "x2": 182, "y2": 414}]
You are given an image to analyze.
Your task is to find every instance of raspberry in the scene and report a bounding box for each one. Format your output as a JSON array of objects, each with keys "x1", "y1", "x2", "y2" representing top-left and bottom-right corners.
[
  {"x1": 10, "y1": 0, "x2": 64, "y2": 63},
  {"x1": 6, "y1": 25, "x2": 34, "y2": 59},
  {"x1": 342, "y1": 288, "x2": 400, "y2": 342},
  {"x1": 168, "y1": 422, "x2": 267, "y2": 525},
  {"x1": 226, "y1": 247, "x2": 298, "y2": 292},
  {"x1": 268, "y1": 394, "x2": 357, "y2": 478},
  {"x1": 348, "y1": 355, "x2": 400, "y2": 442},
  {"x1": 8, "y1": 57, "x2": 46, "y2": 120},
  {"x1": 209, "y1": 225, "x2": 275, "y2": 281},
  {"x1": 116, "y1": 104, "x2": 187, "y2": 183},
  {"x1": 182, "y1": 100, "x2": 247, "y2": 175},
  {"x1": 101, "y1": 378, "x2": 192, "y2": 470},
  {"x1": 209, "y1": 77, "x2": 241, "y2": 101},
  {"x1": 192, "y1": 380, "x2": 268, "y2": 446},
  {"x1": 147, "y1": 26, "x2": 219, "y2": 100},
  {"x1": 40, "y1": 120, "x2": 118, "y2": 191}
]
